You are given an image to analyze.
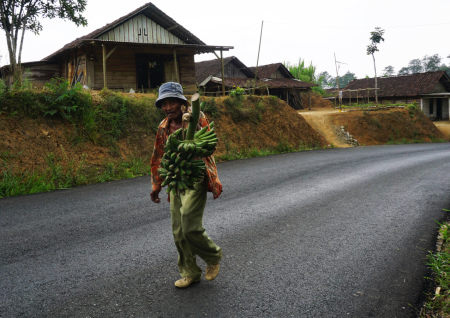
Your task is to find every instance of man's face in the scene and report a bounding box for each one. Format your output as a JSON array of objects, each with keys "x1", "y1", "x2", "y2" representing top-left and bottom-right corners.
[{"x1": 160, "y1": 98, "x2": 183, "y2": 120}]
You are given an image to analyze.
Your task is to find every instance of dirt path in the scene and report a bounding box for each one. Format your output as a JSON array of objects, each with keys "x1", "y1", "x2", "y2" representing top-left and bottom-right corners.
[
  {"x1": 299, "y1": 108, "x2": 450, "y2": 147},
  {"x1": 433, "y1": 120, "x2": 450, "y2": 140},
  {"x1": 298, "y1": 109, "x2": 351, "y2": 148}
]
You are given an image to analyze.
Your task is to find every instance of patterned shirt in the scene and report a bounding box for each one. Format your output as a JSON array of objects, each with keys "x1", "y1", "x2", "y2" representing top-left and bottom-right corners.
[{"x1": 150, "y1": 113, "x2": 223, "y2": 199}]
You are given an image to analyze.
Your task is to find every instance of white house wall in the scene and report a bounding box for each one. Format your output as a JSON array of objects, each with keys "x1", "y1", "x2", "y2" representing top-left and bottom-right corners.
[
  {"x1": 421, "y1": 97, "x2": 450, "y2": 120},
  {"x1": 97, "y1": 14, "x2": 186, "y2": 45}
]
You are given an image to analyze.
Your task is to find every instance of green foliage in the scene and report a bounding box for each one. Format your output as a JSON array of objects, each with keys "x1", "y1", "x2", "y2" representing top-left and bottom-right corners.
[
  {"x1": 202, "y1": 97, "x2": 221, "y2": 119},
  {"x1": 1, "y1": 0, "x2": 88, "y2": 80},
  {"x1": 224, "y1": 95, "x2": 263, "y2": 124},
  {"x1": 42, "y1": 78, "x2": 92, "y2": 120},
  {"x1": 215, "y1": 141, "x2": 317, "y2": 162},
  {"x1": 326, "y1": 71, "x2": 357, "y2": 89},
  {"x1": 0, "y1": 79, "x2": 8, "y2": 105},
  {"x1": 420, "y1": 219, "x2": 450, "y2": 317},
  {"x1": 396, "y1": 54, "x2": 449, "y2": 76},
  {"x1": 0, "y1": 154, "x2": 152, "y2": 198},
  {"x1": 284, "y1": 58, "x2": 324, "y2": 94},
  {"x1": 366, "y1": 27, "x2": 385, "y2": 56},
  {"x1": 229, "y1": 87, "x2": 245, "y2": 100}
]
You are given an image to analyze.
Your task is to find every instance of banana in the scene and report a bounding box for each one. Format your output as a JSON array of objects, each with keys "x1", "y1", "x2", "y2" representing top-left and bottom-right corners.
[
  {"x1": 194, "y1": 125, "x2": 209, "y2": 138},
  {"x1": 161, "y1": 178, "x2": 171, "y2": 187}
]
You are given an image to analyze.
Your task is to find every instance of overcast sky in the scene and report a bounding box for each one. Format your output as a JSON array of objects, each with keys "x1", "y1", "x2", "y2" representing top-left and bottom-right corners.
[{"x1": 1, "y1": 0, "x2": 449, "y2": 79}]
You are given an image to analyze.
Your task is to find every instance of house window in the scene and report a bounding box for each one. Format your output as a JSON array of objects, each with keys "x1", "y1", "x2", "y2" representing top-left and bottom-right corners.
[{"x1": 429, "y1": 99, "x2": 434, "y2": 115}]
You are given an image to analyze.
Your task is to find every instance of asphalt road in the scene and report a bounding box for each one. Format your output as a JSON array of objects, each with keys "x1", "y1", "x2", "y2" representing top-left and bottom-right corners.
[{"x1": 1, "y1": 143, "x2": 450, "y2": 317}]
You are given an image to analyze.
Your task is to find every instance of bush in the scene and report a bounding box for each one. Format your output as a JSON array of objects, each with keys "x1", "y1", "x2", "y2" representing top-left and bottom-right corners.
[{"x1": 41, "y1": 78, "x2": 92, "y2": 120}]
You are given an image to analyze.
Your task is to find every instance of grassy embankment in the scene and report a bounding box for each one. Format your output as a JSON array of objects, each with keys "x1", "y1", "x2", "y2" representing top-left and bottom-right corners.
[
  {"x1": 420, "y1": 213, "x2": 450, "y2": 317},
  {"x1": 0, "y1": 79, "x2": 324, "y2": 198}
]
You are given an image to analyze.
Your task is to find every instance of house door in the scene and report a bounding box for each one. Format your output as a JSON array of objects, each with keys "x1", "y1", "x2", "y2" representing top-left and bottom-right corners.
[
  {"x1": 136, "y1": 54, "x2": 167, "y2": 91},
  {"x1": 437, "y1": 98, "x2": 443, "y2": 119},
  {"x1": 136, "y1": 57, "x2": 150, "y2": 90},
  {"x1": 149, "y1": 61, "x2": 164, "y2": 89}
]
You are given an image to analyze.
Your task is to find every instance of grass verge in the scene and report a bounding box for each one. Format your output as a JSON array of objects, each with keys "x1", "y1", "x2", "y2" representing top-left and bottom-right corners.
[
  {"x1": 0, "y1": 155, "x2": 151, "y2": 198},
  {"x1": 420, "y1": 210, "x2": 450, "y2": 317}
]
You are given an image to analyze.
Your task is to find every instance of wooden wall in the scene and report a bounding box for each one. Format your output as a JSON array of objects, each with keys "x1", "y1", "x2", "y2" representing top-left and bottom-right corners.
[
  {"x1": 179, "y1": 55, "x2": 196, "y2": 94},
  {"x1": 21, "y1": 63, "x2": 60, "y2": 88},
  {"x1": 76, "y1": 46, "x2": 198, "y2": 92},
  {"x1": 216, "y1": 63, "x2": 249, "y2": 79},
  {"x1": 97, "y1": 14, "x2": 185, "y2": 45}
]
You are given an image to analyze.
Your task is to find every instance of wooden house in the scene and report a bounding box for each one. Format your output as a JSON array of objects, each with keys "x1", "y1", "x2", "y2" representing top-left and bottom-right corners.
[
  {"x1": 0, "y1": 2, "x2": 232, "y2": 94},
  {"x1": 340, "y1": 71, "x2": 450, "y2": 120},
  {"x1": 196, "y1": 57, "x2": 316, "y2": 109}
]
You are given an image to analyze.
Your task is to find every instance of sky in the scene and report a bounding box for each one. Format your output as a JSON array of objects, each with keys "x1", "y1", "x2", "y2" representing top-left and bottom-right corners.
[{"x1": 1, "y1": 0, "x2": 449, "y2": 79}]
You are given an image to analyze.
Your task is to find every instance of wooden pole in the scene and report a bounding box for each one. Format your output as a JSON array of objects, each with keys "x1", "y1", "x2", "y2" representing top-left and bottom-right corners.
[
  {"x1": 173, "y1": 49, "x2": 179, "y2": 83},
  {"x1": 253, "y1": 20, "x2": 264, "y2": 95},
  {"x1": 102, "y1": 45, "x2": 107, "y2": 90},
  {"x1": 220, "y1": 50, "x2": 225, "y2": 96},
  {"x1": 309, "y1": 89, "x2": 312, "y2": 110},
  {"x1": 334, "y1": 53, "x2": 340, "y2": 111}
]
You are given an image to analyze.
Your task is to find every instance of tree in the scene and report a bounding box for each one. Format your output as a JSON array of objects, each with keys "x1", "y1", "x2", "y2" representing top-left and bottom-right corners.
[
  {"x1": 327, "y1": 71, "x2": 357, "y2": 89},
  {"x1": 0, "y1": 0, "x2": 87, "y2": 81},
  {"x1": 398, "y1": 67, "x2": 410, "y2": 76},
  {"x1": 284, "y1": 58, "x2": 324, "y2": 94},
  {"x1": 382, "y1": 65, "x2": 395, "y2": 77},
  {"x1": 422, "y1": 54, "x2": 442, "y2": 72},
  {"x1": 317, "y1": 71, "x2": 332, "y2": 88},
  {"x1": 407, "y1": 59, "x2": 423, "y2": 74},
  {"x1": 366, "y1": 27, "x2": 385, "y2": 105}
]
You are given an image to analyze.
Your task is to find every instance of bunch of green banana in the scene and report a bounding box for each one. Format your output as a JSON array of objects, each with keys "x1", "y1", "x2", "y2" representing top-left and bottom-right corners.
[{"x1": 158, "y1": 121, "x2": 218, "y2": 196}]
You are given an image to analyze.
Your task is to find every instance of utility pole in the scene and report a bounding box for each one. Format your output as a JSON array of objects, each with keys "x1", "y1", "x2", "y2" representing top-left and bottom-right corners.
[
  {"x1": 253, "y1": 20, "x2": 264, "y2": 95},
  {"x1": 334, "y1": 53, "x2": 347, "y2": 112}
]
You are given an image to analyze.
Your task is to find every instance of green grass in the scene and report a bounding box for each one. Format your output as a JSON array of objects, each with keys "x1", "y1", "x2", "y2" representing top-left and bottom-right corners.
[
  {"x1": 420, "y1": 211, "x2": 450, "y2": 317},
  {"x1": 215, "y1": 141, "x2": 321, "y2": 162},
  {"x1": 0, "y1": 155, "x2": 152, "y2": 198}
]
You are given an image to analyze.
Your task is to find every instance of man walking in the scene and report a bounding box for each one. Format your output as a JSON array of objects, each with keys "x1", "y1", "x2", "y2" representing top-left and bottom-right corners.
[{"x1": 150, "y1": 82, "x2": 223, "y2": 288}]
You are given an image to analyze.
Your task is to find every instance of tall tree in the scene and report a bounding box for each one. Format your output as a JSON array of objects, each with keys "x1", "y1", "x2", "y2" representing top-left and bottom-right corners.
[
  {"x1": 0, "y1": 0, "x2": 87, "y2": 81},
  {"x1": 407, "y1": 59, "x2": 423, "y2": 74},
  {"x1": 422, "y1": 54, "x2": 442, "y2": 72},
  {"x1": 382, "y1": 65, "x2": 395, "y2": 77},
  {"x1": 366, "y1": 27, "x2": 385, "y2": 105}
]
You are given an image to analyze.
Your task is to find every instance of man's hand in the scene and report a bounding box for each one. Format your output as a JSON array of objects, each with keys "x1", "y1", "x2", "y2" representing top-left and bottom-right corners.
[{"x1": 150, "y1": 190, "x2": 161, "y2": 203}]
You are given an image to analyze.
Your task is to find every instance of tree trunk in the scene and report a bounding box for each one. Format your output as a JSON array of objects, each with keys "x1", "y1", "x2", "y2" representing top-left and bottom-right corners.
[{"x1": 372, "y1": 53, "x2": 378, "y2": 106}]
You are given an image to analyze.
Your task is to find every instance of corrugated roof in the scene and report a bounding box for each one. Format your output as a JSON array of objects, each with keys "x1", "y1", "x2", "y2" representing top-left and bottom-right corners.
[
  {"x1": 43, "y1": 2, "x2": 206, "y2": 61},
  {"x1": 342, "y1": 71, "x2": 450, "y2": 98},
  {"x1": 195, "y1": 56, "x2": 255, "y2": 84}
]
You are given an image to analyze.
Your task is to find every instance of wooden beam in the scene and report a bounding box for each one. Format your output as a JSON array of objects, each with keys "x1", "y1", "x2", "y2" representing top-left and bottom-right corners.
[
  {"x1": 220, "y1": 50, "x2": 225, "y2": 96},
  {"x1": 102, "y1": 45, "x2": 107, "y2": 90},
  {"x1": 173, "y1": 49, "x2": 179, "y2": 83},
  {"x1": 105, "y1": 47, "x2": 118, "y2": 60}
]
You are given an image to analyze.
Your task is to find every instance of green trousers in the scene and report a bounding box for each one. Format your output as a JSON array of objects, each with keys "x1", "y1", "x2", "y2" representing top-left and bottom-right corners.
[{"x1": 170, "y1": 178, "x2": 222, "y2": 280}]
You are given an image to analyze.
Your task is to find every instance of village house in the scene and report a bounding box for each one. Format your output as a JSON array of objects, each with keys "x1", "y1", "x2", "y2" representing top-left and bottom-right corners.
[
  {"x1": 0, "y1": 2, "x2": 232, "y2": 94},
  {"x1": 339, "y1": 71, "x2": 450, "y2": 120},
  {"x1": 195, "y1": 57, "x2": 316, "y2": 109}
]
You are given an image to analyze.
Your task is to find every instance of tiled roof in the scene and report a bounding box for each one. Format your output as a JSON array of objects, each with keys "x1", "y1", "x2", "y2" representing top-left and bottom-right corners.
[
  {"x1": 248, "y1": 63, "x2": 294, "y2": 79},
  {"x1": 43, "y1": 2, "x2": 205, "y2": 60},
  {"x1": 195, "y1": 56, "x2": 255, "y2": 84},
  {"x1": 207, "y1": 77, "x2": 316, "y2": 89},
  {"x1": 342, "y1": 71, "x2": 450, "y2": 98}
]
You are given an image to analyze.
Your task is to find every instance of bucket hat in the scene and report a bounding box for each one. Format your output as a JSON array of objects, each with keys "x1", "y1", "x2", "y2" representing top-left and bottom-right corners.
[{"x1": 155, "y1": 82, "x2": 188, "y2": 108}]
